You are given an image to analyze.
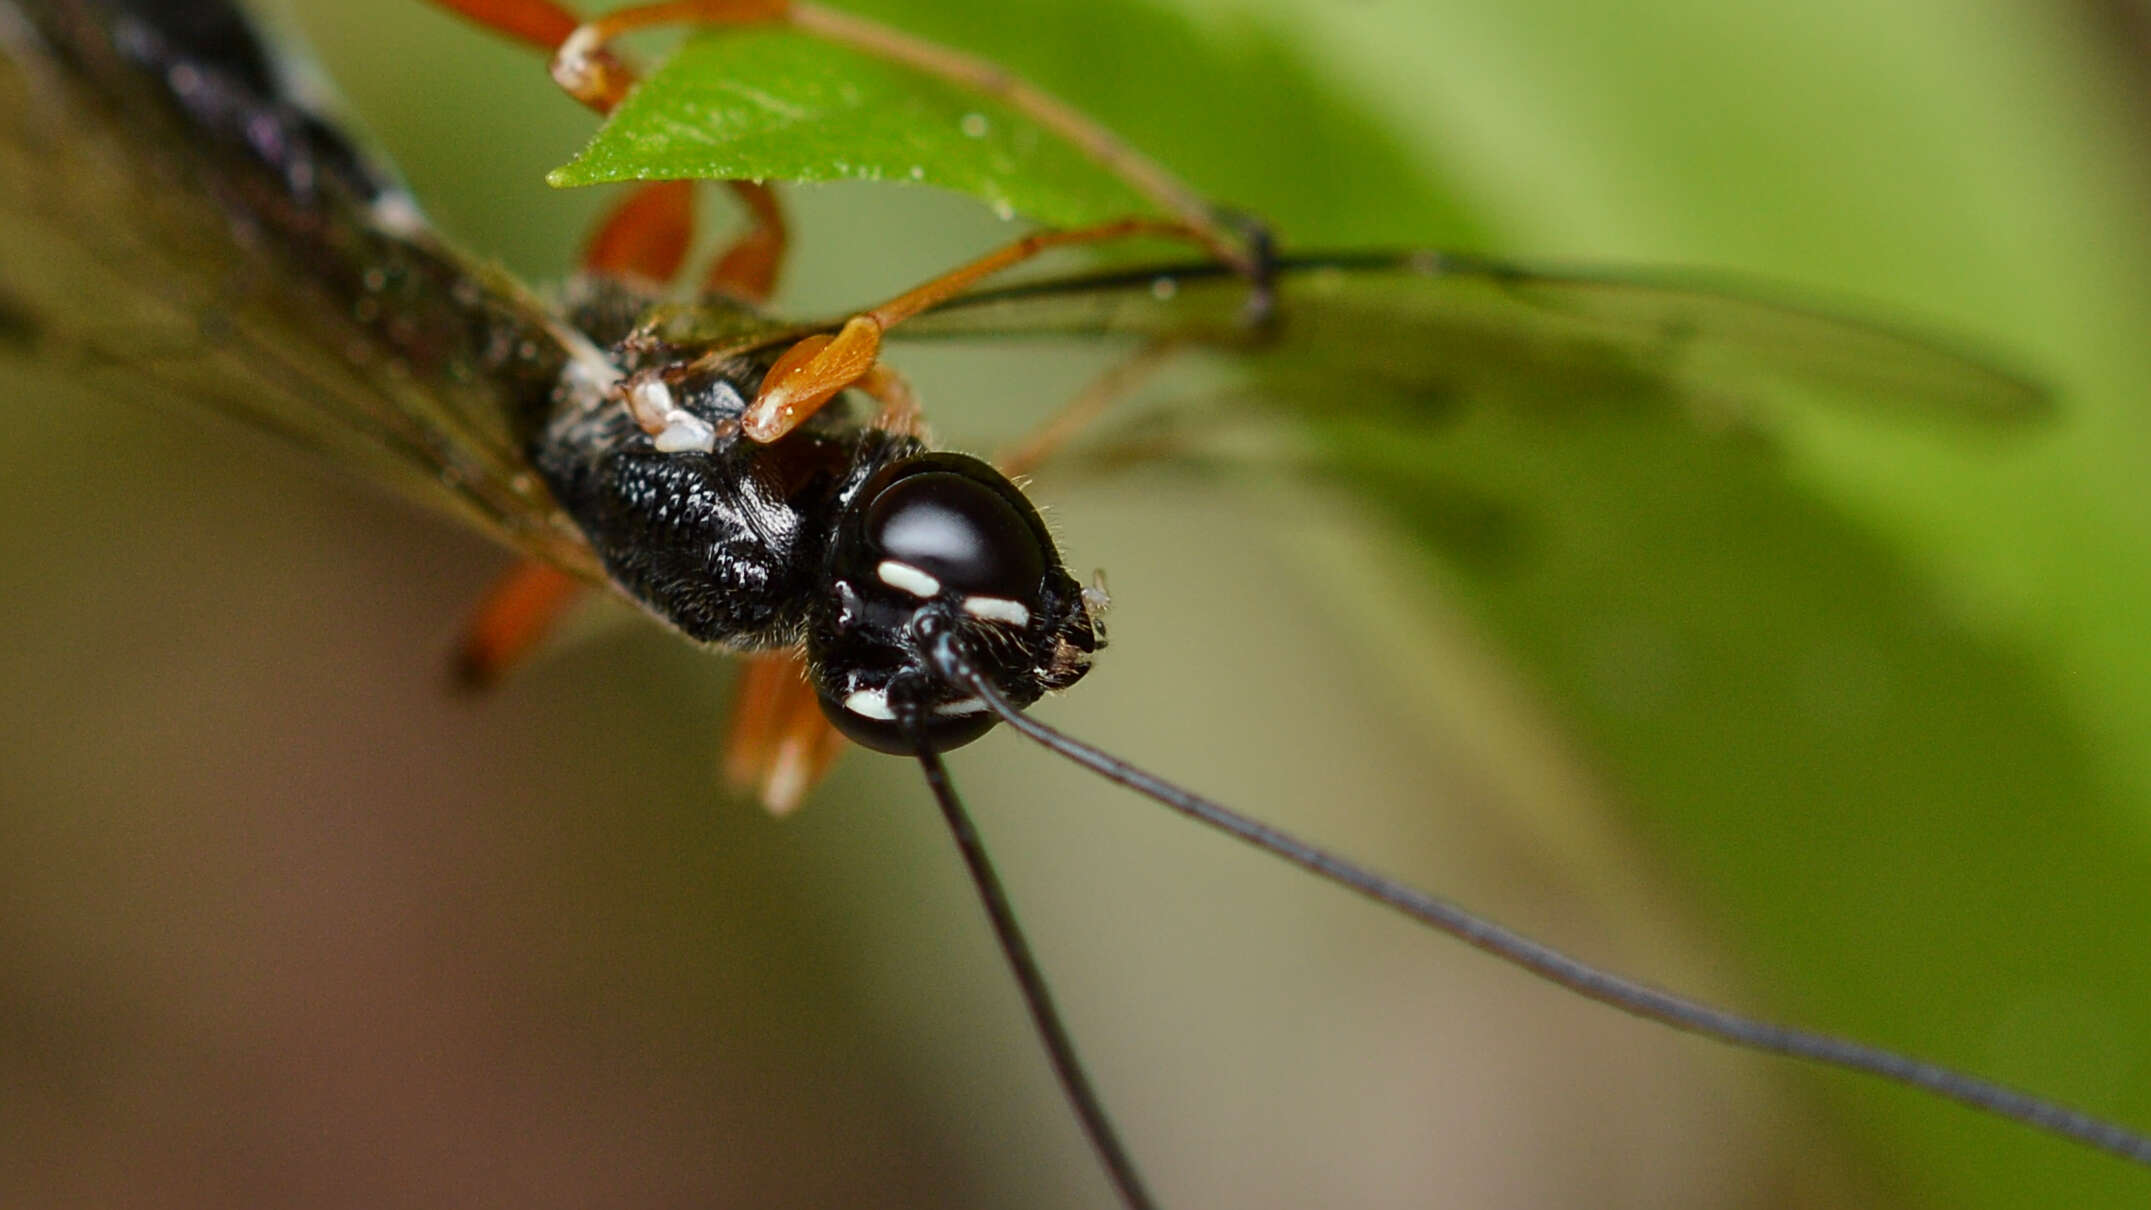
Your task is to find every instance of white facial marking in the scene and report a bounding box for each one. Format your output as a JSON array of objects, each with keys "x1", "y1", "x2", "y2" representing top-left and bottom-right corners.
[
  {"x1": 877, "y1": 560, "x2": 942, "y2": 599},
  {"x1": 935, "y1": 697, "x2": 988, "y2": 717},
  {"x1": 842, "y1": 689, "x2": 895, "y2": 721},
  {"x1": 961, "y1": 596, "x2": 1031, "y2": 627}
]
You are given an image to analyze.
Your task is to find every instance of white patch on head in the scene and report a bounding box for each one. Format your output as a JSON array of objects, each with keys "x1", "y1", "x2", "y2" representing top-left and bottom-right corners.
[
  {"x1": 877, "y1": 560, "x2": 942, "y2": 599},
  {"x1": 845, "y1": 688, "x2": 984, "y2": 721},
  {"x1": 961, "y1": 596, "x2": 1031, "y2": 627},
  {"x1": 842, "y1": 688, "x2": 895, "y2": 721}
]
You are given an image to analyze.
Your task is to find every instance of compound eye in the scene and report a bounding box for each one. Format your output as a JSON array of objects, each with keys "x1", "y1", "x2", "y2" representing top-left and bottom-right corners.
[{"x1": 861, "y1": 468, "x2": 1045, "y2": 615}]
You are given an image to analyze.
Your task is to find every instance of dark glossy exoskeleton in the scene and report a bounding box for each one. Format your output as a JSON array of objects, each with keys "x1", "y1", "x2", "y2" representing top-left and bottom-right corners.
[
  {"x1": 8, "y1": 0, "x2": 1099, "y2": 755},
  {"x1": 532, "y1": 287, "x2": 1102, "y2": 749}
]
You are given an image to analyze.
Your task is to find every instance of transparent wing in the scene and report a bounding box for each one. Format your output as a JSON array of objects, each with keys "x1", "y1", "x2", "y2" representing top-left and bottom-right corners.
[
  {"x1": 0, "y1": 2, "x2": 602, "y2": 579},
  {"x1": 894, "y1": 251, "x2": 2047, "y2": 426}
]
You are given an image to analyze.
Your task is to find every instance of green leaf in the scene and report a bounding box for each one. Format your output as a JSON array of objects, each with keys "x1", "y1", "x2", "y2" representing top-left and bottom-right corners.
[
  {"x1": 1263, "y1": 2, "x2": 2151, "y2": 1206},
  {"x1": 1307, "y1": 396, "x2": 2151, "y2": 1208},
  {"x1": 551, "y1": 28, "x2": 1150, "y2": 227},
  {"x1": 546, "y1": 0, "x2": 1479, "y2": 245}
]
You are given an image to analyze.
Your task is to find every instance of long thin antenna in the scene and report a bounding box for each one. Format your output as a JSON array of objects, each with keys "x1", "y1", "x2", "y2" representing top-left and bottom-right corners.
[
  {"x1": 903, "y1": 708, "x2": 1160, "y2": 1210},
  {"x1": 921, "y1": 629, "x2": 2151, "y2": 1168}
]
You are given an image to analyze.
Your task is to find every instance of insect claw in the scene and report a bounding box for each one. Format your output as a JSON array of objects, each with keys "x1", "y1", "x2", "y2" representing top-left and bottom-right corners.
[
  {"x1": 1084, "y1": 570, "x2": 1112, "y2": 616},
  {"x1": 549, "y1": 27, "x2": 631, "y2": 110},
  {"x1": 1083, "y1": 571, "x2": 1112, "y2": 647},
  {"x1": 1207, "y1": 204, "x2": 1280, "y2": 324}
]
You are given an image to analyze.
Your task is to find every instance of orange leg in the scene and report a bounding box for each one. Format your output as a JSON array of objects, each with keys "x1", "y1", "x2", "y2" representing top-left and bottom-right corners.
[
  {"x1": 855, "y1": 363, "x2": 924, "y2": 439},
  {"x1": 722, "y1": 650, "x2": 848, "y2": 815},
  {"x1": 426, "y1": 0, "x2": 583, "y2": 49},
  {"x1": 434, "y1": 8, "x2": 793, "y2": 298},
  {"x1": 434, "y1": 2, "x2": 1259, "y2": 438},
  {"x1": 453, "y1": 560, "x2": 590, "y2": 688},
  {"x1": 577, "y1": 177, "x2": 788, "y2": 302},
  {"x1": 428, "y1": 0, "x2": 641, "y2": 112},
  {"x1": 581, "y1": 178, "x2": 697, "y2": 282},
  {"x1": 743, "y1": 217, "x2": 1201, "y2": 443},
  {"x1": 994, "y1": 339, "x2": 1181, "y2": 479},
  {"x1": 428, "y1": 0, "x2": 640, "y2": 112},
  {"x1": 703, "y1": 180, "x2": 788, "y2": 304}
]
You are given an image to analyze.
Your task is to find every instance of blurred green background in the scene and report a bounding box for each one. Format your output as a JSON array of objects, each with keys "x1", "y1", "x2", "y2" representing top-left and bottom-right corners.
[{"x1": 5, "y1": 0, "x2": 2151, "y2": 1207}]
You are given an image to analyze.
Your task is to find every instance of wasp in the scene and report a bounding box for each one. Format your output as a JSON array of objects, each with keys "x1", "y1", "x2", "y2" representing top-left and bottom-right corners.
[{"x1": 3, "y1": 1, "x2": 2148, "y2": 1207}]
